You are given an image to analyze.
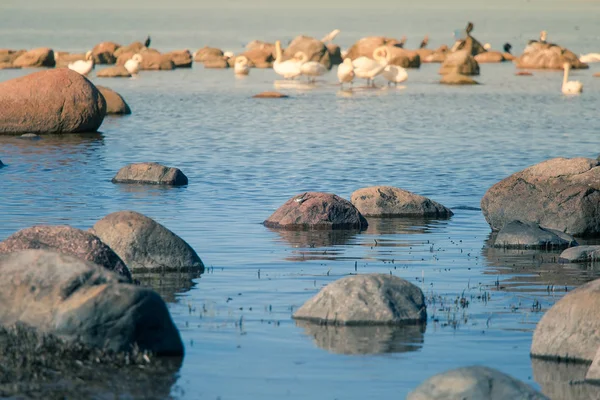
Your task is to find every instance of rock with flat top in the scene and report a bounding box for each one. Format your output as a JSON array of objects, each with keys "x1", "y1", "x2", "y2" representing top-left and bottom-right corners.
[
  {"x1": 351, "y1": 186, "x2": 452, "y2": 218},
  {"x1": 112, "y1": 162, "x2": 187, "y2": 185}
]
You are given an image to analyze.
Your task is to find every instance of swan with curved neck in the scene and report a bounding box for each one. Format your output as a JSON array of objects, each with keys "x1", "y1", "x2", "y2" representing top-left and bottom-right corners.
[
  {"x1": 352, "y1": 46, "x2": 389, "y2": 87},
  {"x1": 124, "y1": 53, "x2": 143, "y2": 76},
  {"x1": 337, "y1": 58, "x2": 354, "y2": 88},
  {"x1": 68, "y1": 50, "x2": 94, "y2": 76},
  {"x1": 234, "y1": 55, "x2": 250, "y2": 75},
  {"x1": 295, "y1": 51, "x2": 327, "y2": 83},
  {"x1": 562, "y1": 62, "x2": 582, "y2": 94},
  {"x1": 273, "y1": 40, "x2": 302, "y2": 80}
]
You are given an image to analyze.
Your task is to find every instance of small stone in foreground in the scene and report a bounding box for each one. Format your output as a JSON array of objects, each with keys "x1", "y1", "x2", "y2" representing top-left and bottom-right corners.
[
  {"x1": 252, "y1": 91, "x2": 289, "y2": 98},
  {"x1": 112, "y1": 162, "x2": 188, "y2": 186},
  {"x1": 293, "y1": 273, "x2": 426, "y2": 325}
]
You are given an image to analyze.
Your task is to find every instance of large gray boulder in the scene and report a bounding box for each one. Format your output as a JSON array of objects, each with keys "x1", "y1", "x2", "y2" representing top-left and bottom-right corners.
[
  {"x1": 90, "y1": 211, "x2": 204, "y2": 273},
  {"x1": 481, "y1": 157, "x2": 600, "y2": 237},
  {"x1": 350, "y1": 186, "x2": 452, "y2": 218},
  {"x1": 264, "y1": 192, "x2": 368, "y2": 230},
  {"x1": 0, "y1": 225, "x2": 131, "y2": 281},
  {"x1": 531, "y1": 277, "x2": 600, "y2": 362},
  {"x1": 492, "y1": 220, "x2": 578, "y2": 249},
  {"x1": 407, "y1": 366, "x2": 548, "y2": 400},
  {"x1": 0, "y1": 69, "x2": 106, "y2": 134},
  {"x1": 293, "y1": 273, "x2": 426, "y2": 325},
  {"x1": 559, "y1": 245, "x2": 600, "y2": 263},
  {"x1": 112, "y1": 162, "x2": 188, "y2": 186},
  {"x1": 0, "y1": 250, "x2": 184, "y2": 356}
]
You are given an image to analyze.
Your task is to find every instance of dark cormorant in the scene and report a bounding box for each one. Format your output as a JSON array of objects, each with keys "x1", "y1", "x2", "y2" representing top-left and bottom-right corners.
[
  {"x1": 144, "y1": 35, "x2": 151, "y2": 48},
  {"x1": 466, "y1": 22, "x2": 474, "y2": 34},
  {"x1": 503, "y1": 43, "x2": 512, "y2": 54}
]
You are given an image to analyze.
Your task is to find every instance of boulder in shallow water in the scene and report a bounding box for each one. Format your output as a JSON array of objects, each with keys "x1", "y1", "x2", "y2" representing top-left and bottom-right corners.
[
  {"x1": 0, "y1": 225, "x2": 131, "y2": 281},
  {"x1": 284, "y1": 35, "x2": 332, "y2": 69},
  {"x1": 439, "y1": 50, "x2": 479, "y2": 75},
  {"x1": 293, "y1": 273, "x2": 426, "y2": 325},
  {"x1": 559, "y1": 245, "x2": 600, "y2": 263},
  {"x1": 0, "y1": 49, "x2": 25, "y2": 64},
  {"x1": 516, "y1": 42, "x2": 588, "y2": 70},
  {"x1": 252, "y1": 91, "x2": 288, "y2": 98},
  {"x1": 91, "y1": 41, "x2": 121, "y2": 64},
  {"x1": 96, "y1": 86, "x2": 131, "y2": 115},
  {"x1": 440, "y1": 71, "x2": 479, "y2": 85},
  {"x1": 474, "y1": 51, "x2": 506, "y2": 63},
  {"x1": 531, "y1": 277, "x2": 600, "y2": 362},
  {"x1": 193, "y1": 46, "x2": 224, "y2": 63},
  {"x1": 239, "y1": 47, "x2": 274, "y2": 68},
  {"x1": 264, "y1": 192, "x2": 368, "y2": 230},
  {"x1": 97, "y1": 65, "x2": 132, "y2": 78},
  {"x1": 112, "y1": 162, "x2": 187, "y2": 185},
  {"x1": 407, "y1": 366, "x2": 549, "y2": 400},
  {"x1": 0, "y1": 250, "x2": 184, "y2": 356},
  {"x1": 117, "y1": 50, "x2": 174, "y2": 71},
  {"x1": 164, "y1": 50, "x2": 193, "y2": 68},
  {"x1": 493, "y1": 220, "x2": 577, "y2": 249},
  {"x1": 0, "y1": 69, "x2": 106, "y2": 134},
  {"x1": 91, "y1": 211, "x2": 204, "y2": 273},
  {"x1": 481, "y1": 157, "x2": 600, "y2": 236},
  {"x1": 12, "y1": 47, "x2": 55, "y2": 68},
  {"x1": 350, "y1": 186, "x2": 452, "y2": 218}
]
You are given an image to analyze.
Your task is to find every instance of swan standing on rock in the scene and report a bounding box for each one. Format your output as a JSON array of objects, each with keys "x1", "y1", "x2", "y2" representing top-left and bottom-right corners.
[
  {"x1": 273, "y1": 40, "x2": 302, "y2": 80},
  {"x1": 234, "y1": 55, "x2": 250, "y2": 75},
  {"x1": 68, "y1": 51, "x2": 94, "y2": 76},
  {"x1": 337, "y1": 58, "x2": 354, "y2": 88},
  {"x1": 352, "y1": 46, "x2": 389, "y2": 87},
  {"x1": 295, "y1": 52, "x2": 327, "y2": 83},
  {"x1": 124, "y1": 54, "x2": 143, "y2": 76},
  {"x1": 562, "y1": 62, "x2": 583, "y2": 94}
]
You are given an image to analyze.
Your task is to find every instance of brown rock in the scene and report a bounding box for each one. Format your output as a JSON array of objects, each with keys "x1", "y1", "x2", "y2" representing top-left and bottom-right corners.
[
  {"x1": 114, "y1": 41, "x2": 144, "y2": 58},
  {"x1": 422, "y1": 46, "x2": 449, "y2": 63},
  {"x1": 116, "y1": 49, "x2": 174, "y2": 71},
  {"x1": 90, "y1": 211, "x2": 204, "y2": 273},
  {"x1": 350, "y1": 186, "x2": 453, "y2": 218},
  {"x1": 439, "y1": 50, "x2": 479, "y2": 75},
  {"x1": 452, "y1": 35, "x2": 487, "y2": 56},
  {"x1": 481, "y1": 157, "x2": 600, "y2": 236},
  {"x1": 0, "y1": 69, "x2": 106, "y2": 134},
  {"x1": 240, "y1": 48, "x2": 274, "y2": 68},
  {"x1": 345, "y1": 36, "x2": 398, "y2": 60},
  {"x1": 91, "y1": 41, "x2": 121, "y2": 64},
  {"x1": 97, "y1": 65, "x2": 132, "y2": 78},
  {"x1": 474, "y1": 51, "x2": 506, "y2": 63},
  {"x1": 54, "y1": 52, "x2": 87, "y2": 68},
  {"x1": 164, "y1": 50, "x2": 192, "y2": 68},
  {"x1": 193, "y1": 46, "x2": 223, "y2": 62},
  {"x1": 0, "y1": 49, "x2": 25, "y2": 64},
  {"x1": 284, "y1": 35, "x2": 332, "y2": 69},
  {"x1": 440, "y1": 72, "x2": 479, "y2": 85},
  {"x1": 252, "y1": 91, "x2": 289, "y2": 99},
  {"x1": 203, "y1": 57, "x2": 229, "y2": 69},
  {"x1": 384, "y1": 46, "x2": 421, "y2": 68},
  {"x1": 96, "y1": 86, "x2": 131, "y2": 115},
  {"x1": 0, "y1": 225, "x2": 131, "y2": 281},
  {"x1": 0, "y1": 62, "x2": 20, "y2": 69},
  {"x1": 13, "y1": 47, "x2": 55, "y2": 68},
  {"x1": 515, "y1": 71, "x2": 533, "y2": 76},
  {"x1": 503, "y1": 52, "x2": 516, "y2": 61},
  {"x1": 112, "y1": 162, "x2": 187, "y2": 186},
  {"x1": 516, "y1": 43, "x2": 588, "y2": 70},
  {"x1": 264, "y1": 192, "x2": 368, "y2": 230},
  {"x1": 246, "y1": 40, "x2": 275, "y2": 53},
  {"x1": 593, "y1": 72, "x2": 600, "y2": 77}
]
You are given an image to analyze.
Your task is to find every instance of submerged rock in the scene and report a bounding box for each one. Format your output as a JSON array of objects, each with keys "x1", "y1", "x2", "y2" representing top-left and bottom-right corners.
[
  {"x1": 90, "y1": 211, "x2": 204, "y2": 273},
  {"x1": 481, "y1": 157, "x2": 600, "y2": 236},
  {"x1": 112, "y1": 162, "x2": 187, "y2": 185},
  {"x1": 407, "y1": 366, "x2": 548, "y2": 400},
  {"x1": 531, "y1": 277, "x2": 600, "y2": 362},
  {"x1": 0, "y1": 250, "x2": 184, "y2": 355},
  {"x1": 293, "y1": 273, "x2": 426, "y2": 325},
  {"x1": 96, "y1": 86, "x2": 131, "y2": 115},
  {"x1": 264, "y1": 192, "x2": 367, "y2": 230},
  {"x1": 252, "y1": 91, "x2": 289, "y2": 98},
  {"x1": 439, "y1": 50, "x2": 480, "y2": 75},
  {"x1": 0, "y1": 69, "x2": 106, "y2": 134},
  {"x1": 559, "y1": 245, "x2": 600, "y2": 263},
  {"x1": 0, "y1": 225, "x2": 131, "y2": 281},
  {"x1": 97, "y1": 65, "x2": 132, "y2": 78},
  {"x1": 440, "y1": 71, "x2": 479, "y2": 85},
  {"x1": 350, "y1": 186, "x2": 452, "y2": 218},
  {"x1": 493, "y1": 220, "x2": 577, "y2": 249},
  {"x1": 12, "y1": 47, "x2": 55, "y2": 68}
]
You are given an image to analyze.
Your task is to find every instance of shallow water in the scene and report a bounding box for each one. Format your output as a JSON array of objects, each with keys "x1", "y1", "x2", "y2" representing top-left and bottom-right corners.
[{"x1": 2, "y1": 1, "x2": 600, "y2": 398}]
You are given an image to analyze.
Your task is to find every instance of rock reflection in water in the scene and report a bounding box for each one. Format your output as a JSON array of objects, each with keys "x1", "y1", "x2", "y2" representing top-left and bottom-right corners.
[
  {"x1": 271, "y1": 228, "x2": 359, "y2": 262},
  {"x1": 364, "y1": 217, "x2": 448, "y2": 236},
  {"x1": 135, "y1": 271, "x2": 200, "y2": 303},
  {"x1": 532, "y1": 358, "x2": 598, "y2": 400},
  {"x1": 296, "y1": 321, "x2": 425, "y2": 355}
]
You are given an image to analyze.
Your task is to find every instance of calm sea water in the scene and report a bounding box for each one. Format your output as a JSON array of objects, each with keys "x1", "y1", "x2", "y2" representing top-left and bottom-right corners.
[{"x1": 1, "y1": 1, "x2": 600, "y2": 398}]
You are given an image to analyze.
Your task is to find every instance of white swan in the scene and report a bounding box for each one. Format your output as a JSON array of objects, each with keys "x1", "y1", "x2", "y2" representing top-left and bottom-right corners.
[
  {"x1": 381, "y1": 64, "x2": 408, "y2": 86},
  {"x1": 295, "y1": 52, "x2": 327, "y2": 83},
  {"x1": 337, "y1": 58, "x2": 354, "y2": 88},
  {"x1": 224, "y1": 51, "x2": 235, "y2": 59},
  {"x1": 68, "y1": 51, "x2": 94, "y2": 76},
  {"x1": 124, "y1": 54, "x2": 143, "y2": 76},
  {"x1": 562, "y1": 62, "x2": 582, "y2": 94},
  {"x1": 352, "y1": 46, "x2": 389, "y2": 87},
  {"x1": 483, "y1": 43, "x2": 492, "y2": 50},
  {"x1": 273, "y1": 40, "x2": 302, "y2": 80},
  {"x1": 234, "y1": 55, "x2": 250, "y2": 75},
  {"x1": 321, "y1": 29, "x2": 340, "y2": 43},
  {"x1": 579, "y1": 53, "x2": 600, "y2": 63}
]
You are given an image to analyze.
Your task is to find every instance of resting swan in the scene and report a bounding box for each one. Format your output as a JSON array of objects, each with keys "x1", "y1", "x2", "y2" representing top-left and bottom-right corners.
[
  {"x1": 562, "y1": 62, "x2": 582, "y2": 94},
  {"x1": 124, "y1": 54, "x2": 143, "y2": 76},
  {"x1": 68, "y1": 51, "x2": 94, "y2": 76},
  {"x1": 352, "y1": 46, "x2": 389, "y2": 87},
  {"x1": 234, "y1": 55, "x2": 250, "y2": 75},
  {"x1": 295, "y1": 52, "x2": 327, "y2": 82},
  {"x1": 337, "y1": 58, "x2": 354, "y2": 87},
  {"x1": 273, "y1": 40, "x2": 302, "y2": 79}
]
